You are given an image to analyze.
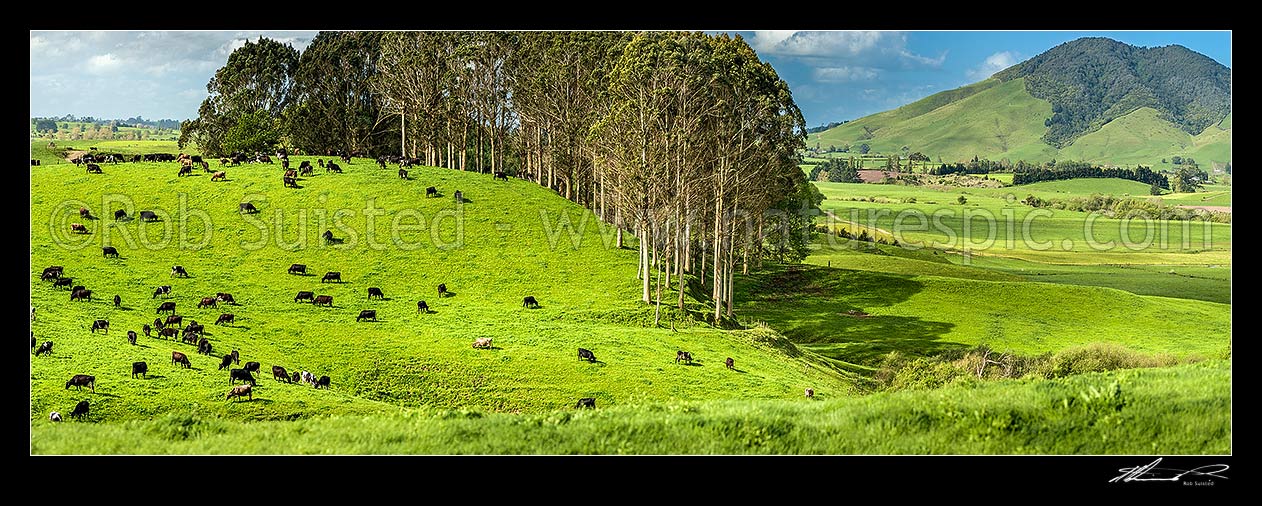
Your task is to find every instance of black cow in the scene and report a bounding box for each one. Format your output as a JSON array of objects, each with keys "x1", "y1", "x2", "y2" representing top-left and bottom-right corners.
[
  {"x1": 71, "y1": 289, "x2": 91, "y2": 301},
  {"x1": 494, "y1": 171, "x2": 508, "y2": 182},
  {"x1": 185, "y1": 322, "x2": 205, "y2": 335},
  {"x1": 198, "y1": 297, "x2": 218, "y2": 309},
  {"x1": 453, "y1": 190, "x2": 464, "y2": 203},
  {"x1": 153, "y1": 285, "x2": 171, "y2": 299},
  {"x1": 243, "y1": 361, "x2": 261, "y2": 376},
  {"x1": 65, "y1": 374, "x2": 95, "y2": 392},
  {"x1": 127, "y1": 330, "x2": 137, "y2": 345},
  {"x1": 143, "y1": 324, "x2": 152, "y2": 337},
  {"x1": 239, "y1": 202, "x2": 258, "y2": 213},
  {"x1": 216, "y1": 293, "x2": 236, "y2": 304},
  {"x1": 215, "y1": 313, "x2": 234, "y2": 325},
  {"x1": 69, "y1": 400, "x2": 90, "y2": 420},
  {"x1": 326, "y1": 161, "x2": 342, "y2": 173},
  {"x1": 35, "y1": 341, "x2": 54, "y2": 356},
  {"x1": 160, "y1": 327, "x2": 180, "y2": 339},
  {"x1": 291, "y1": 371, "x2": 302, "y2": 383},
  {"x1": 177, "y1": 165, "x2": 192, "y2": 177},
  {"x1": 197, "y1": 338, "x2": 213, "y2": 356},
  {"x1": 295, "y1": 291, "x2": 315, "y2": 302},
  {"x1": 231, "y1": 350, "x2": 240, "y2": 365},
  {"x1": 578, "y1": 348, "x2": 597, "y2": 363},
  {"x1": 314, "y1": 295, "x2": 334, "y2": 306},
  {"x1": 367, "y1": 287, "x2": 384, "y2": 300},
  {"x1": 165, "y1": 315, "x2": 183, "y2": 327},
  {"x1": 90, "y1": 319, "x2": 109, "y2": 334},
  {"x1": 426, "y1": 186, "x2": 438, "y2": 198},
  {"x1": 417, "y1": 300, "x2": 430, "y2": 314},
  {"x1": 157, "y1": 302, "x2": 176, "y2": 314},
  {"x1": 284, "y1": 176, "x2": 298, "y2": 188},
  {"x1": 437, "y1": 283, "x2": 448, "y2": 298},
  {"x1": 523, "y1": 296, "x2": 540, "y2": 309},
  {"x1": 273, "y1": 365, "x2": 291, "y2": 383},
  {"x1": 114, "y1": 295, "x2": 121, "y2": 307},
  {"x1": 315, "y1": 376, "x2": 330, "y2": 389},
  {"x1": 86, "y1": 163, "x2": 103, "y2": 174},
  {"x1": 32, "y1": 333, "x2": 37, "y2": 350},
  {"x1": 675, "y1": 351, "x2": 693, "y2": 365},
  {"x1": 139, "y1": 210, "x2": 158, "y2": 222},
  {"x1": 398, "y1": 168, "x2": 408, "y2": 179},
  {"x1": 132, "y1": 361, "x2": 148, "y2": 378},
  {"x1": 322, "y1": 272, "x2": 341, "y2": 283},
  {"x1": 229, "y1": 368, "x2": 255, "y2": 385},
  {"x1": 575, "y1": 398, "x2": 596, "y2": 409},
  {"x1": 103, "y1": 246, "x2": 119, "y2": 258},
  {"x1": 54, "y1": 277, "x2": 74, "y2": 289},
  {"x1": 356, "y1": 310, "x2": 377, "y2": 322},
  {"x1": 219, "y1": 354, "x2": 234, "y2": 370},
  {"x1": 726, "y1": 357, "x2": 735, "y2": 370},
  {"x1": 172, "y1": 351, "x2": 191, "y2": 368},
  {"x1": 113, "y1": 209, "x2": 127, "y2": 220},
  {"x1": 289, "y1": 264, "x2": 308, "y2": 275},
  {"x1": 171, "y1": 266, "x2": 189, "y2": 277}
]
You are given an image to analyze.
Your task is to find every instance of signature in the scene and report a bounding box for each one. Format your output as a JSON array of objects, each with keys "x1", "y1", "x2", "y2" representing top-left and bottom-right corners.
[{"x1": 1110, "y1": 458, "x2": 1230, "y2": 483}]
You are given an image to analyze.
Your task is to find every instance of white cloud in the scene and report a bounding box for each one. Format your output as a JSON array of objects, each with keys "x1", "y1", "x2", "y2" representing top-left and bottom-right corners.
[
  {"x1": 814, "y1": 66, "x2": 880, "y2": 83},
  {"x1": 85, "y1": 53, "x2": 123, "y2": 75},
  {"x1": 967, "y1": 51, "x2": 1019, "y2": 80},
  {"x1": 748, "y1": 30, "x2": 944, "y2": 69}
]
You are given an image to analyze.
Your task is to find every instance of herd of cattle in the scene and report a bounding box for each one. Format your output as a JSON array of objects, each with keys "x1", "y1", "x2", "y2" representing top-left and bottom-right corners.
[{"x1": 33, "y1": 151, "x2": 752, "y2": 422}]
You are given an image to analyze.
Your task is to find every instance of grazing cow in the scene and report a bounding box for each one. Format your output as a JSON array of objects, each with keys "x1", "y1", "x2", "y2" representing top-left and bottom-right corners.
[
  {"x1": 313, "y1": 295, "x2": 334, "y2": 307},
  {"x1": 215, "y1": 313, "x2": 234, "y2": 325},
  {"x1": 79, "y1": 207, "x2": 91, "y2": 219},
  {"x1": 229, "y1": 368, "x2": 255, "y2": 385},
  {"x1": 160, "y1": 327, "x2": 180, "y2": 339},
  {"x1": 356, "y1": 310, "x2": 377, "y2": 322},
  {"x1": 295, "y1": 291, "x2": 315, "y2": 302},
  {"x1": 177, "y1": 165, "x2": 192, "y2": 177},
  {"x1": 318, "y1": 159, "x2": 325, "y2": 169},
  {"x1": 805, "y1": 388, "x2": 814, "y2": 399},
  {"x1": 127, "y1": 330, "x2": 137, "y2": 345},
  {"x1": 183, "y1": 331, "x2": 199, "y2": 345},
  {"x1": 185, "y1": 322, "x2": 205, "y2": 335},
  {"x1": 198, "y1": 297, "x2": 218, "y2": 309},
  {"x1": 103, "y1": 246, "x2": 119, "y2": 258},
  {"x1": 472, "y1": 337, "x2": 493, "y2": 349},
  {"x1": 301, "y1": 371, "x2": 316, "y2": 386},
  {"x1": 417, "y1": 300, "x2": 430, "y2": 314},
  {"x1": 154, "y1": 318, "x2": 165, "y2": 329},
  {"x1": 675, "y1": 351, "x2": 693, "y2": 365},
  {"x1": 226, "y1": 384, "x2": 252, "y2": 402},
  {"x1": 220, "y1": 158, "x2": 230, "y2": 166},
  {"x1": 65, "y1": 374, "x2": 96, "y2": 392},
  {"x1": 198, "y1": 338, "x2": 213, "y2": 356},
  {"x1": 113, "y1": 209, "x2": 127, "y2": 220},
  {"x1": 54, "y1": 277, "x2": 74, "y2": 289},
  {"x1": 35, "y1": 341, "x2": 54, "y2": 356},
  {"x1": 165, "y1": 315, "x2": 183, "y2": 327},
  {"x1": 69, "y1": 400, "x2": 90, "y2": 420},
  {"x1": 211, "y1": 171, "x2": 226, "y2": 181},
  {"x1": 139, "y1": 210, "x2": 158, "y2": 222},
  {"x1": 71, "y1": 288, "x2": 91, "y2": 301},
  {"x1": 426, "y1": 186, "x2": 438, "y2": 198},
  {"x1": 576, "y1": 398, "x2": 596, "y2": 409},
  {"x1": 157, "y1": 302, "x2": 176, "y2": 314},
  {"x1": 725, "y1": 357, "x2": 735, "y2": 370},
  {"x1": 86, "y1": 163, "x2": 102, "y2": 174},
  {"x1": 300, "y1": 165, "x2": 314, "y2": 176},
  {"x1": 172, "y1": 351, "x2": 191, "y2": 368},
  {"x1": 327, "y1": 162, "x2": 342, "y2": 173},
  {"x1": 522, "y1": 296, "x2": 540, "y2": 309},
  {"x1": 398, "y1": 168, "x2": 408, "y2": 179},
  {"x1": 578, "y1": 348, "x2": 597, "y2": 363},
  {"x1": 50, "y1": 412, "x2": 62, "y2": 422},
  {"x1": 367, "y1": 287, "x2": 384, "y2": 300},
  {"x1": 289, "y1": 264, "x2": 308, "y2": 275},
  {"x1": 453, "y1": 190, "x2": 463, "y2": 203},
  {"x1": 299, "y1": 160, "x2": 312, "y2": 170},
  {"x1": 219, "y1": 354, "x2": 234, "y2": 370},
  {"x1": 284, "y1": 169, "x2": 298, "y2": 179},
  {"x1": 132, "y1": 361, "x2": 148, "y2": 378},
  {"x1": 143, "y1": 324, "x2": 152, "y2": 337},
  {"x1": 322, "y1": 230, "x2": 337, "y2": 243},
  {"x1": 216, "y1": 293, "x2": 236, "y2": 304},
  {"x1": 291, "y1": 371, "x2": 302, "y2": 383},
  {"x1": 32, "y1": 333, "x2": 37, "y2": 350},
  {"x1": 239, "y1": 202, "x2": 258, "y2": 214},
  {"x1": 231, "y1": 350, "x2": 239, "y2": 365},
  {"x1": 243, "y1": 361, "x2": 261, "y2": 376},
  {"x1": 43, "y1": 266, "x2": 64, "y2": 279},
  {"x1": 114, "y1": 295, "x2": 122, "y2": 307},
  {"x1": 322, "y1": 272, "x2": 341, "y2": 283},
  {"x1": 153, "y1": 285, "x2": 172, "y2": 298},
  {"x1": 273, "y1": 365, "x2": 290, "y2": 383},
  {"x1": 171, "y1": 265, "x2": 189, "y2": 277},
  {"x1": 494, "y1": 171, "x2": 508, "y2": 182},
  {"x1": 437, "y1": 283, "x2": 448, "y2": 298},
  {"x1": 283, "y1": 176, "x2": 298, "y2": 188},
  {"x1": 71, "y1": 223, "x2": 89, "y2": 234},
  {"x1": 258, "y1": 155, "x2": 273, "y2": 164},
  {"x1": 315, "y1": 376, "x2": 330, "y2": 389},
  {"x1": 32, "y1": 159, "x2": 40, "y2": 166},
  {"x1": 90, "y1": 319, "x2": 109, "y2": 334}
]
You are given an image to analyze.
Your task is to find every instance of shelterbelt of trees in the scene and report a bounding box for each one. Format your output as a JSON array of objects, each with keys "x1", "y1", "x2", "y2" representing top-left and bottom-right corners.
[{"x1": 179, "y1": 31, "x2": 819, "y2": 321}]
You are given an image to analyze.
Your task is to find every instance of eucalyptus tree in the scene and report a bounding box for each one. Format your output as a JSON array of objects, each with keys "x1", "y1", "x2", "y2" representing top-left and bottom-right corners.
[
  {"x1": 285, "y1": 31, "x2": 391, "y2": 156},
  {"x1": 180, "y1": 38, "x2": 299, "y2": 156}
]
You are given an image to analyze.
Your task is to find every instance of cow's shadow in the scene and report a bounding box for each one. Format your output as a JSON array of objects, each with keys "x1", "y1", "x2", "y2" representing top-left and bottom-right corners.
[
  {"x1": 94, "y1": 392, "x2": 120, "y2": 398},
  {"x1": 117, "y1": 306, "x2": 134, "y2": 311},
  {"x1": 417, "y1": 309, "x2": 438, "y2": 315},
  {"x1": 456, "y1": 197, "x2": 474, "y2": 204},
  {"x1": 677, "y1": 362, "x2": 704, "y2": 367},
  {"x1": 728, "y1": 368, "x2": 747, "y2": 374},
  {"x1": 232, "y1": 325, "x2": 252, "y2": 331},
  {"x1": 142, "y1": 374, "x2": 165, "y2": 380},
  {"x1": 439, "y1": 291, "x2": 458, "y2": 298}
]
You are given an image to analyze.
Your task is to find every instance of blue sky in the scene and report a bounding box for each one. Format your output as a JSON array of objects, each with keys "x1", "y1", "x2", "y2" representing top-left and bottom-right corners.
[{"x1": 29, "y1": 31, "x2": 1230, "y2": 126}]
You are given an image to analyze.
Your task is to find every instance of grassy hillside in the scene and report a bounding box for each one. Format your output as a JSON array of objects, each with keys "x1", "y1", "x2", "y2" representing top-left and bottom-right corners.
[
  {"x1": 31, "y1": 360, "x2": 1230, "y2": 455},
  {"x1": 1015, "y1": 177, "x2": 1153, "y2": 196},
  {"x1": 30, "y1": 159, "x2": 848, "y2": 427}
]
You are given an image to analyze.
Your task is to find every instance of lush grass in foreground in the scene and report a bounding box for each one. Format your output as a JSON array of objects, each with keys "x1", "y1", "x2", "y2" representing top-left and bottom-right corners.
[{"x1": 31, "y1": 360, "x2": 1230, "y2": 454}]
